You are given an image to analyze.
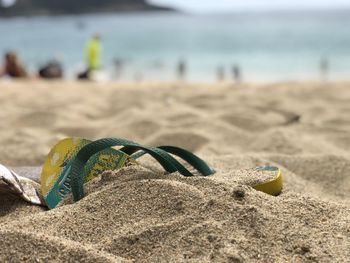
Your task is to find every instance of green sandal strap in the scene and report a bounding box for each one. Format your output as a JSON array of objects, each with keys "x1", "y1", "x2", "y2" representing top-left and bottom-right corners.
[
  {"x1": 122, "y1": 145, "x2": 215, "y2": 176},
  {"x1": 81, "y1": 138, "x2": 194, "y2": 176},
  {"x1": 157, "y1": 146, "x2": 215, "y2": 176},
  {"x1": 69, "y1": 138, "x2": 195, "y2": 201}
]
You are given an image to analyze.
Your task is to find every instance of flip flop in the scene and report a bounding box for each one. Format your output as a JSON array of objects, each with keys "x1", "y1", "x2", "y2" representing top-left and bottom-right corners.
[
  {"x1": 40, "y1": 138, "x2": 213, "y2": 208},
  {"x1": 40, "y1": 137, "x2": 283, "y2": 209},
  {"x1": 67, "y1": 137, "x2": 216, "y2": 202},
  {"x1": 124, "y1": 145, "x2": 215, "y2": 176},
  {"x1": 40, "y1": 138, "x2": 133, "y2": 209},
  {"x1": 253, "y1": 166, "x2": 283, "y2": 196},
  {"x1": 42, "y1": 137, "x2": 211, "y2": 208}
]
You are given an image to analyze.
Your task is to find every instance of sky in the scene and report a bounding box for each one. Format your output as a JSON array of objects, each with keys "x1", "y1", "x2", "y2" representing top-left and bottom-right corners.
[{"x1": 149, "y1": 0, "x2": 350, "y2": 12}]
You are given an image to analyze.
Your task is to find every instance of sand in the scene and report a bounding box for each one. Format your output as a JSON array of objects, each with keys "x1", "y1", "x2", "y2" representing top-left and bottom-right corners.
[{"x1": 0, "y1": 80, "x2": 349, "y2": 262}]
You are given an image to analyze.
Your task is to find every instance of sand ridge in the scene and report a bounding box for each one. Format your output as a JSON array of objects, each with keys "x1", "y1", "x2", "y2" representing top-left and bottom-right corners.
[{"x1": 0, "y1": 81, "x2": 349, "y2": 262}]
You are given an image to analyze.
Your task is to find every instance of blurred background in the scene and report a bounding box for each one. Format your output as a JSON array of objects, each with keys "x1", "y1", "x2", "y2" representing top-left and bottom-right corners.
[{"x1": 0, "y1": 0, "x2": 350, "y2": 82}]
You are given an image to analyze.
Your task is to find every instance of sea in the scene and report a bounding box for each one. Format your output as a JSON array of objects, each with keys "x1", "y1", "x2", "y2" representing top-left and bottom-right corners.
[{"x1": 0, "y1": 10, "x2": 350, "y2": 81}]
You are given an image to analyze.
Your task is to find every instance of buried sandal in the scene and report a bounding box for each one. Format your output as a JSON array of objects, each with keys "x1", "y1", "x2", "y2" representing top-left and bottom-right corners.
[
  {"x1": 41, "y1": 137, "x2": 216, "y2": 208},
  {"x1": 1, "y1": 137, "x2": 283, "y2": 209},
  {"x1": 55, "y1": 137, "x2": 217, "y2": 207}
]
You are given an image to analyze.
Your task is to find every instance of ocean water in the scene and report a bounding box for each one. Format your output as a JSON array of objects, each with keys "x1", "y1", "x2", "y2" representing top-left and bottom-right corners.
[{"x1": 0, "y1": 10, "x2": 350, "y2": 81}]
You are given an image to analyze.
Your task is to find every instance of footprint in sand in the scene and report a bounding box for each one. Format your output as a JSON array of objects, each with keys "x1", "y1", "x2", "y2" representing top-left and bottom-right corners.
[{"x1": 221, "y1": 107, "x2": 300, "y2": 132}]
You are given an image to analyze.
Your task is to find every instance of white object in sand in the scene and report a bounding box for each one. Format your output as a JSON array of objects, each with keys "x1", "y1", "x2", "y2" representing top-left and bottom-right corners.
[{"x1": 0, "y1": 164, "x2": 43, "y2": 205}]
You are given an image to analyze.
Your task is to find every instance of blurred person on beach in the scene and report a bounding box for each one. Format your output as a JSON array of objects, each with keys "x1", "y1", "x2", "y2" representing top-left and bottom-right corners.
[
  {"x1": 232, "y1": 64, "x2": 241, "y2": 83},
  {"x1": 78, "y1": 34, "x2": 102, "y2": 80},
  {"x1": 113, "y1": 58, "x2": 124, "y2": 80},
  {"x1": 320, "y1": 57, "x2": 329, "y2": 81},
  {"x1": 38, "y1": 60, "x2": 63, "y2": 79},
  {"x1": 0, "y1": 51, "x2": 27, "y2": 78},
  {"x1": 177, "y1": 58, "x2": 186, "y2": 81}
]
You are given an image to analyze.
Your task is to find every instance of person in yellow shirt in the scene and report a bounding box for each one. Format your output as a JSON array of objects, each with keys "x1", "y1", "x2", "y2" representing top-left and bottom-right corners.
[
  {"x1": 78, "y1": 34, "x2": 102, "y2": 79},
  {"x1": 86, "y1": 34, "x2": 102, "y2": 70}
]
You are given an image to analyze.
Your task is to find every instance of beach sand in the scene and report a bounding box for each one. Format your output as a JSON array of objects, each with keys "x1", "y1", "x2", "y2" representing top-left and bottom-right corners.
[{"x1": 0, "y1": 80, "x2": 349, "y2": 262}]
